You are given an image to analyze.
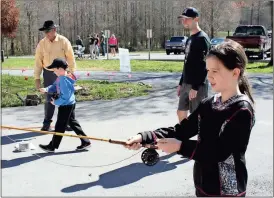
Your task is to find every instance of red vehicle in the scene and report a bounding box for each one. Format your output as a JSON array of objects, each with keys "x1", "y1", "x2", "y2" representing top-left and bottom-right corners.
[{"x1": 226, "y1": 25, "x2": 271, "y2": 59}]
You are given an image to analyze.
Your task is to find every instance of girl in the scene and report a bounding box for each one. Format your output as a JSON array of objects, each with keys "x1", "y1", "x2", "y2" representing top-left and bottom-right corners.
[
  {"x1": 124, "y1": 39, "x2": 255, "y2": 197},
  {"x1": 109, "y1": 34, "x2": 118, "y2": 57}
]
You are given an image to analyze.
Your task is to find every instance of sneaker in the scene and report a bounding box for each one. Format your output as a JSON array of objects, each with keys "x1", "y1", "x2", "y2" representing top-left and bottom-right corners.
[
  {"x1": 39, "y1": 144, "x2": 55, "y2": 153},
  {"x1": 66, "y1": 125, "x2": 73, "y2": 131},
  {"x1": 41, "y1": 125, "x2": 54, "y2": 132},
  {"x1": 76, "y1": 142, "x2": 91, "y2": 150}
]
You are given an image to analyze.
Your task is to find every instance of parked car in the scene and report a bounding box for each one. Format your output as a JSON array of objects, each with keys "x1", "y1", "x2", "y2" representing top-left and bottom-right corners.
[
  {"x1": 226, "y1": 25, "x2": 271, "y2": 59},
  {"x1": 165, "y1": 36, "x2": 188, "y2": 55},
  {"x1": 210, "y1": 37, "x2": 225, "y2": 48},
  {"x1": 268, "y1": 30, "x2": 272, "y2": 38}
]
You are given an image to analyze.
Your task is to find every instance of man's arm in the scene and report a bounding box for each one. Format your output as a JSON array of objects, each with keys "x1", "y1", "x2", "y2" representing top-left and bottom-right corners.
[
  {"x1": 187, "y1": 37, "x2": 210, "y2": 91},
  {"x1": 64, "y1": 38, "x2": 76, "y2": 74},
  {"x1": 179, "y1": 72, "x2": 184, "y2": 86},
  {"x1": 34, "y1": 42, "x2": 43, "y2": 89}
]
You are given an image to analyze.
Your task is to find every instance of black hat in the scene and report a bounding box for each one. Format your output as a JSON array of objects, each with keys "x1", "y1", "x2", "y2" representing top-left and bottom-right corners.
[
  {"x1": 47, "y1": 58, "x2": 68, "y2": 70},
  {"x1": 178, "y1": 7, "x2": 199, "y2": 19},
  {"x1": 39, "y1": 20, "x2": 59, "y2": 31}
]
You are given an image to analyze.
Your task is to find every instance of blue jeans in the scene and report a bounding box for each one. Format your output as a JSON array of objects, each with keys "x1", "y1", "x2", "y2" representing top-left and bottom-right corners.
[
  {"x1": 100, "y1": 43, "x2": 106, "y2": 56},
  {"x1": 43, "y1": 69, "x2": 57, "y2": 126}
]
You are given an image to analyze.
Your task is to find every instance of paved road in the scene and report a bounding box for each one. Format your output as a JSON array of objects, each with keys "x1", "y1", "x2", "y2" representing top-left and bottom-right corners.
[
  {"x1": 4, "y1": 52, "x2": 270, "y2": 62},
  {"x1": 1, "y1": 72, "x2": 273, "y2": 196},
  {"x1": 4, "y1": 52, "x2": 185, "y2": 61}
]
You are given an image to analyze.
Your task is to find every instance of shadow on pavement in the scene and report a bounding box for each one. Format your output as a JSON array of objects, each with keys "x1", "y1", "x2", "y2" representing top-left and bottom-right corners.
[
  {"x1": 61, "y1": 153, "x2": 190, "y2": 193},
  {"x1": 1, "y1": 132, "x2": 47, "y2": 146},
  {"x1": 1, "y1": 150, "x2": 88, "y2": 169}
]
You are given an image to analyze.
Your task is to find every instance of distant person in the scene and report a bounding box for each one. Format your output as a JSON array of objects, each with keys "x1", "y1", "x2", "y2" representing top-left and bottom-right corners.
[
  {"x1": 109, "y1": 34, "x2": 118, "y2": 57},
  {"x1": 94, "y1": 33, "x2": 100, "y2": 59},
  {"x1": 76, "y1": 35, "x2": 84, "y2": 47},
  {"x1": 89, "y1": 34, "x2": 96, "y2": 59},
  {"x1": 100, "y1": 31, "x2": 106, "y2": 56},
  {"x1": 34, "y1": 20, "x2": 75, "y2": 131},
  {"x1": 176, "y1": 7, "x2": 211, "y2": 122}
]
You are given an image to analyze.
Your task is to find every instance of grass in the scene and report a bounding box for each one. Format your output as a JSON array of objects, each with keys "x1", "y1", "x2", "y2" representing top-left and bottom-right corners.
[
  {"x1": 216, "y1": 31, "x2": 234, "y2": 38},
  {"x1": 246, "y1": 61, "x2": 273, "y2": 73},
  {"x1": 2, "y1": 58, "x2": 271, "y2": 73},
  {"x1": 1, "y1": 75, "x2": 152, "y2": 108},
  {"x1": 2, "y1": 58, "x2": 183, "y2": 72}
]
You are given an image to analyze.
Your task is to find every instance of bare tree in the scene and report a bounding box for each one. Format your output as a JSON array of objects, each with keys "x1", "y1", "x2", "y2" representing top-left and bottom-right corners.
[
  {"x1": 268, "y1": 0, "x2": 273, "y2": 66},
  {"x1": 6, "y1": 0, "x2": 273, "y2": 55}
]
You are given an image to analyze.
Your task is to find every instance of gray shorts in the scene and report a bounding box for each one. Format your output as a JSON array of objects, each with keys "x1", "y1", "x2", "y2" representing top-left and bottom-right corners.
[{"x1": 178, "y1": 82, "x2": 208, "y2": 113}]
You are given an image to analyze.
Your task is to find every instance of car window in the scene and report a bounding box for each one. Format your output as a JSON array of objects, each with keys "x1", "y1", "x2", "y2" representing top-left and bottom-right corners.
[
  {"x1": 234, "y1": 26, "x2": 265, "y2": 36},
  {"x1": 170, "y1": 37, "x2": 184, "y2": 42},
  {"x1": 211, "y1": 38, "x2": 224, "y2": 43}
]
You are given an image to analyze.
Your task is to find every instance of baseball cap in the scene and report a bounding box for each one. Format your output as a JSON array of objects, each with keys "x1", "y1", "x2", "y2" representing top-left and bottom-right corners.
[
  {"x1": 178, "y1": 7, "x2": 199, "y2": 19},
  {"x1": 47, "y1": 58, "x2": 68, "y2": 70}
]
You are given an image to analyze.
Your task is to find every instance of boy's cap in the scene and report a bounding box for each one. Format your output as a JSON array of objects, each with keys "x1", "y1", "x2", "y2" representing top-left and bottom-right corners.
[
  {"x1": 178, "y1": 7, "x2": 199, "y2": 19},
  {"x1": 47, "y1": 58, "x2": 68, "y2": 69}
]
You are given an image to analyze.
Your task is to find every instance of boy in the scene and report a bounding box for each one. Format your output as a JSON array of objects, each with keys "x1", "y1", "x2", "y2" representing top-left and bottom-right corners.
[{"x1": 39, "y1": 58, "x2": 91, "y2": 152}]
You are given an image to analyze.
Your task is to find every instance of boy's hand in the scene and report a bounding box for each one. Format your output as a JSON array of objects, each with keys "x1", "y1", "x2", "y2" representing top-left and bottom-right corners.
[
  {"x1": 39, "y1": 88, "x2": 47, "y2": 93},
  {"x1": 50, "y1": 98, "x2": 55, "y2": 105}
]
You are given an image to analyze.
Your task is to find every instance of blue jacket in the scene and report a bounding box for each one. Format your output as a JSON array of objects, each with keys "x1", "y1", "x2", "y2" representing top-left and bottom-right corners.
[{"x1": 46, "y1": 75, "x2": 76, "y2": 106}]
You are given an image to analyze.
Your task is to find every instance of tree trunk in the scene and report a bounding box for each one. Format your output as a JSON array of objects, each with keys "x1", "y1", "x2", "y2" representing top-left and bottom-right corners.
[
  {"x1": 27, "y1": 11, "x2": 32, "y2": 55},
  {"x1": 250, "y1": 2, "x2": 254, "y2": 25},
  {"x1": 6, "y1": 38, "x2": 9, "y2": 58},
  {"x1": 73, "y1": 2, "x2": 76, "y2": 41},
  {"x1": 1, "y1": 35, "x2": 4, "y2": 50},
  {"x1": 11, "y1": 40, "x2": 14, "y2": 55},
  {"x1": 58, "y1": 1, "x2": 61, "y2": 34},
  {"x1": 268, "y1": 1, "x2": 273, "y2": 66},
  {"x1": 257, "y1": 1, "x2": 260, "y2": 24},
  {"x1": 210, "y1": 0, "x2": 214, "y2": 39}
]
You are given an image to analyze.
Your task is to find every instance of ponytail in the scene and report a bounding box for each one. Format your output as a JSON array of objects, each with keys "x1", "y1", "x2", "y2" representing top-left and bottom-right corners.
[{"x1": 239, "y1": 74, "x2": 254, "y2": 104}]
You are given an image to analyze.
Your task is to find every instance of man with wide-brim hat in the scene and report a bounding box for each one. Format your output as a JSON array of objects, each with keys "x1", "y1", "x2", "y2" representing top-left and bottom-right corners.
[
  {"x1": 38, "y1": 20, "x2": 59, "y2": 31},
  {"x1": 34, "y1": 20, "x2": 76, "y2": 131}
]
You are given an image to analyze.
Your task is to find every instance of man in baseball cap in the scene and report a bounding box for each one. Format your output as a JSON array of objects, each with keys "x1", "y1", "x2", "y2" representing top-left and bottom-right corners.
[{"x1": 176, "y1": 7, "x2": 211, "y2": 123}]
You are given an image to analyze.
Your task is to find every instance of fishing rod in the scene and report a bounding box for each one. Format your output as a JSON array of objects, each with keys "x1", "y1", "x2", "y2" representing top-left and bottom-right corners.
[{"x1": 1, "y1": 125, "x2": 160, "y2": 166}]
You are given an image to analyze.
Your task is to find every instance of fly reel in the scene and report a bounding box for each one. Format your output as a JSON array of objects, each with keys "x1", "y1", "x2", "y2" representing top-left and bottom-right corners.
[{"x1": 141, "y1": 148, "x2": 159, "y2": 166}]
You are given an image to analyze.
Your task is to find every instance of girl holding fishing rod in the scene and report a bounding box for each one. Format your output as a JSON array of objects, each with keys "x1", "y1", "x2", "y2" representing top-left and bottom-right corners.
[{"x1": 124, "y1": 39, "x2": 256, "y2": 197}]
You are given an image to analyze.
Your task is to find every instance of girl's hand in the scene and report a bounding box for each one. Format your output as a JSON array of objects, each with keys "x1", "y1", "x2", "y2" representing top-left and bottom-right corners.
[
  {"x1": 156, "y1": 138, "x2": 182, "y2": 153},
  {"x1": 124, "y1": 134, "x2": 143, "y2": 150}
]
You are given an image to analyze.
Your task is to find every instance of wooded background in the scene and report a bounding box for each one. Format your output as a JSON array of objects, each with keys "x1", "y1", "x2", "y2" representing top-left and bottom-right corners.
[{"x1": 1, "y1": 0, "x2": 273, "y2": 55}]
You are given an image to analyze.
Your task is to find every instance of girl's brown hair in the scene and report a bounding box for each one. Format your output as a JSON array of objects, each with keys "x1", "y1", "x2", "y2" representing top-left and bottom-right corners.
[{"x1": 206, "y1": 39, "x2": 254, "y2": 104}]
